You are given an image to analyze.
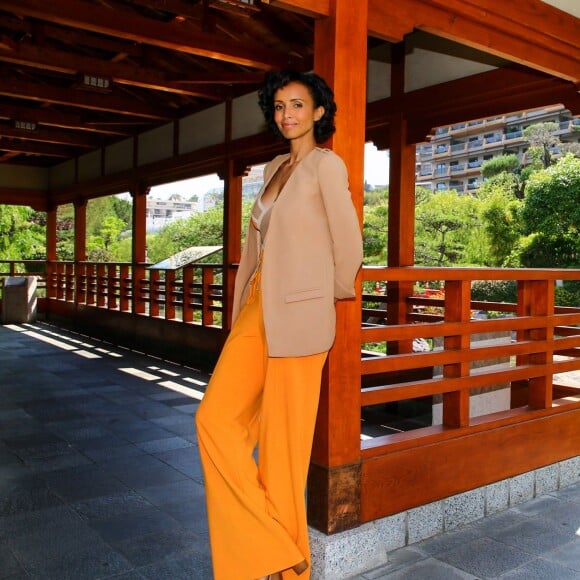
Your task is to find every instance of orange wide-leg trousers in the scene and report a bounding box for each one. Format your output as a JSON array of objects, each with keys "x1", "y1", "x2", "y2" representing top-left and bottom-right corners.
[{"x1": 196, "y1": 274, "x2": 327, "y2": 580}]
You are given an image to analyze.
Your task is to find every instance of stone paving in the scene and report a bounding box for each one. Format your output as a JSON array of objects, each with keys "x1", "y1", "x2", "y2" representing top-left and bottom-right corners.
[{"x1": 1, "y1": 321, "x2": 579, "y2": 579}]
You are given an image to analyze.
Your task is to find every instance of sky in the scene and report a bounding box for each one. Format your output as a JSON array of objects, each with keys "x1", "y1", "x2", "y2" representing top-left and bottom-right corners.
[{"x1": 149, "y1": 143, "x2": 389, "y2": 200}]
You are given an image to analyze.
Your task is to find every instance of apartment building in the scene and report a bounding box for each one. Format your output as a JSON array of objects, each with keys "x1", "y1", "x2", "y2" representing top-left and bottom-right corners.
[
  {"x1": 146, "y1": 197, "x2": 198, "y2": 232},
  {"x1": 415, "y1": 104, "x2": 580, "y2": 193}
]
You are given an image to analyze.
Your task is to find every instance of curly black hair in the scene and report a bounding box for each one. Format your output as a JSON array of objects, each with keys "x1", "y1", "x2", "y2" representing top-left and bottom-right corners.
[{"x1": 258, "y1": 70, "x2": 337, "y2": 143}]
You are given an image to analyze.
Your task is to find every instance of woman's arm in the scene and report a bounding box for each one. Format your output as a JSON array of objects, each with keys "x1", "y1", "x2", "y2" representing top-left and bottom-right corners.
[{"x1": 318, "y1": 151, "x2": 363, "y2": 299}]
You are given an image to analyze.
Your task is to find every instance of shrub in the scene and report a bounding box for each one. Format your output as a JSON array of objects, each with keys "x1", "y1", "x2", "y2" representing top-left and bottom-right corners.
[{"x1": 471, "y1": 279, "x2": 517, "y2": 303}]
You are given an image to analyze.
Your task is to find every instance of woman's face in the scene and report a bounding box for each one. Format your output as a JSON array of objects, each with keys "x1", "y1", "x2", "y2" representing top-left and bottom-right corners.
[{"x1": 273, "y1": 81, "x2": 324, "y2": 142}]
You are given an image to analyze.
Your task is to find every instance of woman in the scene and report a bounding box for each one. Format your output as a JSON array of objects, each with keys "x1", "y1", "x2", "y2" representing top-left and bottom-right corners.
[{"x1": 196, "y1": 69, "x2": 363, "y2": 580}]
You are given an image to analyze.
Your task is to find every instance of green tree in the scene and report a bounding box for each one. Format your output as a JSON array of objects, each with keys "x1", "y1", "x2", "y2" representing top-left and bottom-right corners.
[
  {"x1": 147, "y1": 205, "x2": 225, "y2": 264},
  {"x1": 99, "y1": 215, "x2": 125, "y2": 250},
  {"x1": 111, "y1": 196, "x2": 132, "y2": 228},
  {"x1": 415, "y1": 191, "x2": 482, "y2": 266},
  {"x1": 481, "y1": 154, "x2": 520, "y2": 179},
  {"x1": 363, "y1": 203, "x2": 388, "y2": 264},
  {"x1": 523, "y1": 121, "x2": 559, "y2": 169},
  {"x1": 0, "y1": 205, "x2": 45, "y2": 261},
  {"x1": 56, "y1": 204, "x2": 74, "y2": 261},
  {"x1": 479, "y1": 182, "x2": 524, "y2": 266},
  {"x1": 520, "y1": 154, "x2": 580, "y2": 267}
]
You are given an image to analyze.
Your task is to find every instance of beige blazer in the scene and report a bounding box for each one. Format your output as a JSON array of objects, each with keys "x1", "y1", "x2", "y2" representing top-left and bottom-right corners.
[{"x1": 232, "y1": 147, "x2": 363, "y2": 357}]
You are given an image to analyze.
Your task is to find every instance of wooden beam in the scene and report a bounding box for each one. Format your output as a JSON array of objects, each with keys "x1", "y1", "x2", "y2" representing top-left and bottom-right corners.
[
  {"x1": 0, "y1": 76, "x2": 174, "y2": 120},
  {"x1": 0, "y1": 0, "x2": 295, "y2": 70},
  {"x1": 368, "y1": 0, "x2": 580, "y2": 83},
  {"x1": 365, "y1": 66, "x2": 580, "y2": 144},
  {"x1": 367, "y1": 0, "x2": 416, "y2": 42},
  {"x1": 262, "y1": 0, "x2": 329, "y2": 18},
  {"x1": 410, "y1": 83, "x2": 580, "y2": 144},
  {"x1": 168, "y1": 72, "x2": 265, "y2": 84},
  {"x1": 0, "y1": 43, "x2": 223, "y2": 99},
  {"x1": 1, "y1": 17, "x2": 144, "y2": 59},
  {"x1": 456, "y1": 0, "x2": 578, "y2": 52},
  {"x1": 0, "y1": 187, "x2": 47, "y2": 210},
  {"x1": 0, "y1": 140, "x2": 78, "y2": 157},
  {"x1": 0, "y1": 124, "x2": 102, "y2": 148},
  {"x1": 125, "y1": 0, "x2": 205, "y2": 20},
  {"x1": 0, "y1": 104, "x2": 132, "y2": 135}
]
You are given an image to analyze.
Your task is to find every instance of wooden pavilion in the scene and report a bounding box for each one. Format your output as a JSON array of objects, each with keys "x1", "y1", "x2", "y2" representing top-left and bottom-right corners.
[{"x1": 0, "y1": 0, "x2": 579, "y2": 551}]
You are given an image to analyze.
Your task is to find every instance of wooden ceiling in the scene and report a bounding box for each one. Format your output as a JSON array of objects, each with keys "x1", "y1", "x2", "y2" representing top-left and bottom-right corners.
[
  {"x1": 0, "y1": 0, "x2": 578, "y2": 170},
  {"x1": 0, "y1": 0, "x2": 314, "y2": 167}
]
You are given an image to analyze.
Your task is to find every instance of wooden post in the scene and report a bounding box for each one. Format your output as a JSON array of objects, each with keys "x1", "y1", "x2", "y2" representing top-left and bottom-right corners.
[
  {"x1": 387, "y1": 43, "x2": 416, "y2": 355},
  {"x1": 131, "y1": 182, "x2": 149, "y2": 315},
  {"x1": 87, "y1": 264, "x2": 96, "y2": 306},
  {"x1": 309, "y1": 0, "x2": 367, "y2": 534},
  {"x1": 97, "y1": 264, "x2": 106, "y2": 308},
  {"x1": 119, "y1": 264, "x2": 130, "y2": 312},
  {"x1": 220, "y1": 159, "x2": 243, "y2": 331},
  {"x1": 46, "y1": 205, "x2": 57, "y2": 299},
  {"x1": 165, "y1": 269, "x2": 176, "y2": 320},
  {"x1": 74, "y1": 199, "x2": 87, "y2": 307},
  {"x1": 149, "y1": 270, "x2": 160, "y2": 318},
  {"x1": 73, "y1": 199, "x2": 87, "y2": 262},
  {"x1": 442, "y1": 280, "x2": 471, "y2": 427},
  {"x1": 202, "y1": 268, "x2": 215, "y2": 327},
  {"x1": 182, "y1": 265, "x2": 194, "y2": 323},
  {"x1": 108, "y1": 264, "x2": 118, "y2": 310},
  {"x1": 518, "y1": 279, "x2": 554, "y2": 409}
]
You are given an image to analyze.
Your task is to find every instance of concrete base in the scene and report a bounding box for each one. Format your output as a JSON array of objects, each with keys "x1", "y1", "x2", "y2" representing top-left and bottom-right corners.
[{"x1": 308, "y1": 455, "x2": 580, "y2": 579}]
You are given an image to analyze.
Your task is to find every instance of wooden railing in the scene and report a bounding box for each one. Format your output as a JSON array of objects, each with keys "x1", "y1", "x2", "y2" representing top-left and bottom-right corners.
[
  {"x1": 51, "y1": 261, "x2": 224, "y2": 327},
  {"x1": 0, "y1": 260, "x2": 224, "y2": 328},
  {"x1": 352, "y1": 266, "x2": 580, "y2": 522}
]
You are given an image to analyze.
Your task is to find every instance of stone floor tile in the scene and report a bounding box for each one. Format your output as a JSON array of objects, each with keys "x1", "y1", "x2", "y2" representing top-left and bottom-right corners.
[
  {"x1": 487, "y1": 516, "x2": 576, "y2": 555},
  {"x1": 136, "y1": 436, "x2": 194, "y2": 454},
  {"x1": 71, "y1": 491, "x2": 155, "y2": 521},
  {"x1": 435, "y1": 536, "x2": 534, "y2": 578},
  {"x1": 0, "y1": 544, "x2": 28, "y2": 578},
  {"x1": 0, "y1": 478, "x2": 64, "y2": 517},
  {"x1": 363, "y1": 557, "x2": 478, "y2": 579},
  {"x1": 542, "y1": 539, "x2": 580, "y2": 572},
  {"x1": 154, "y1": 446, "x2": 203, "y2": 479},
  {"x1": 359, "y1": 546, "x2": 428, "y2": 578},
  {"x1": 415, "y1": 525, "x2": 481, "y2": 557},
  {"x1": 25, "y1": 544, "x2": 133, "y2": 580},
  {"x1": 88, "y1": 506, "x2": 182, "y2": 544},
  {"x1": 136, "y1": 479, "x2": 206, "y2": 507},
  {"x1": 0, "y1": 505, "x2": 83, "y2": 543},
  {"x1": 162, "y1": 499, "x2": 208, "y2": 536},
  {"x1": 39, "y1": 464, "x2": 130, "y2": 502},
  {"x1": 112, "y1": 528, "x2": 201, "y2": 568},
  {"x1": 497, "y1": 556, "x2": 580, "y2": 579}
]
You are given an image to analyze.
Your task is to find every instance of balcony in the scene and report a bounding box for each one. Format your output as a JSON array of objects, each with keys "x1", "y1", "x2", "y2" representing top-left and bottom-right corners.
[
  {"x1": 505, "y1": 130, "x2": 524, "y2": 140},
  {"x1": 467, "y1": 139, "x2": 484, "y2": 150}
]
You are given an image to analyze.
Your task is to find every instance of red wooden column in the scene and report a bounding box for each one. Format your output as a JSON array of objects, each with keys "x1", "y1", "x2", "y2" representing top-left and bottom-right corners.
[
  {"x1": 220, "y1": 158, "x2": 243, "y2": 331},
  {"x1": 387, "y1": 42, "x2": 416, "y2": 355},
  {"x1": 131, "y1": 183, "x2": 149, "y2": 315},
  {"x1": 309, "y1": 0, "x2": 368, "y2": 534},
  {"x1": 74, "y1": 199, "x2": 87, "y2": 306},
  {"x1": 442, "y1": 280, "x2": 471, "y2": 427},
  {"x1": 73, "y1": 199, "x2": 87, "y2": 262},
  {"x1": 516, "y1": 279, "x2": 555, "y2": 409},
  {"x1": 46, "y1": 205, "x2": 58, "y2": 300}
]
